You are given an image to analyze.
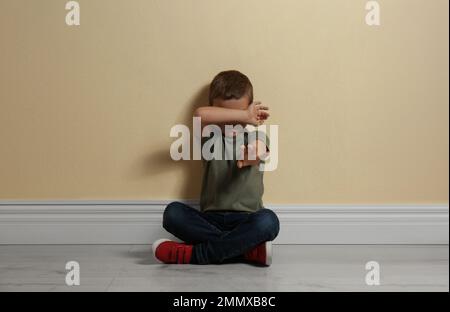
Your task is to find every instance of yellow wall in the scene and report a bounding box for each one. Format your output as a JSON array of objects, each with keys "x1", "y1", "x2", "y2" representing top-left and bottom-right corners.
[{"x1": 0, "y1": 0, "x2": 448, "y2": 204}]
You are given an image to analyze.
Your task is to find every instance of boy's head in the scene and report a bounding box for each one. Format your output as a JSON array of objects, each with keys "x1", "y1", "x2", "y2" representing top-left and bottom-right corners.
[{"x1": 209, "y1": 70, "x2": 253, "y2": 110}]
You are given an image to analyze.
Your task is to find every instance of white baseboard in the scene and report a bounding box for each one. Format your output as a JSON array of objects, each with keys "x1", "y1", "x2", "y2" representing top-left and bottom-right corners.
[{"x1": 0, "y1": 200, "x2": 448, "y2": 245}]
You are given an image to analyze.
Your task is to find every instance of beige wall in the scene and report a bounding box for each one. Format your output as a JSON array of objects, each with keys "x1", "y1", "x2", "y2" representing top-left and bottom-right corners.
[{"x1": 0, "y1": 0, "x2": 448, "y2": 204}]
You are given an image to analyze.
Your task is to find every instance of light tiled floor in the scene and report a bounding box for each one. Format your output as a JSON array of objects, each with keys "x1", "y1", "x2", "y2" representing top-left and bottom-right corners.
[{"x1": 0, "y1": 245, "x2": 448, "y2": 292}]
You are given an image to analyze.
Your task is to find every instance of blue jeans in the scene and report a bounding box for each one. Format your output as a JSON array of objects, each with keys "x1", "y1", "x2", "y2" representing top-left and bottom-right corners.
[{"x1": 162, "y1": 201, "x2": 280, "y2": 265}]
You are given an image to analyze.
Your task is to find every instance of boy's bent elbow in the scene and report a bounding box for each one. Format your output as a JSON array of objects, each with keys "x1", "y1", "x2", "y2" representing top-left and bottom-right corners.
[
  {"x1": 193, "y1": 107, "x2": 205, "y2": 118},
  {"x1": 193, "y1": 107, "x2": 211, "y2": 127}
]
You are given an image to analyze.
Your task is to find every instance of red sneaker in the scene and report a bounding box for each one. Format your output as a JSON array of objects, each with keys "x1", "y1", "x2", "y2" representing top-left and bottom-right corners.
[
  {"x1": 244, "y1": 241, "x2": 273, "y2": 266},
  {"x1": 152, "y1": 239, "x2": 193, "y2": 264}
]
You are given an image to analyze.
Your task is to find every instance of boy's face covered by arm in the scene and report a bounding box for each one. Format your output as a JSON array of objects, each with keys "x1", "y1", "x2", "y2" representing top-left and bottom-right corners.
[
  {"x1": 215, "y1": 97, "x2": 269, "y2": 128},
  {"x1": 195, "y1": 96, "x2": 270, "y2": 130},
  {"x1": 216, "y1": 97, "x2": 270, "y2": 168},
  {"x1": 214, "y1": 97, "x2": 249, "y2": 110},
  {"x1": 195, "y1": 94, "x2": 271, "y2": 167}
]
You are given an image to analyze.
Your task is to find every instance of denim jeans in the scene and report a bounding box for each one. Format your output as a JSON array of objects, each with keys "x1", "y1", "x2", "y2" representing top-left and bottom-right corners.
[{"x1": 162, "y1": 201, "x2": 280, "y2": 265}]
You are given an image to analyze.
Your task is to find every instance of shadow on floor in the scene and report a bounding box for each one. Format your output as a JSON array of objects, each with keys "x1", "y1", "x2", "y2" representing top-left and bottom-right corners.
[{"x1": 119, "y1": 247, "x2": 160, "y2": 265}]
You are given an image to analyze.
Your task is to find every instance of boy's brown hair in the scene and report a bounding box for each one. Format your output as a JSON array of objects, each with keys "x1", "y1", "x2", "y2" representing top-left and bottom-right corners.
[{"x1": 209, "y1": 70, "x2": 253, "y2": 105}]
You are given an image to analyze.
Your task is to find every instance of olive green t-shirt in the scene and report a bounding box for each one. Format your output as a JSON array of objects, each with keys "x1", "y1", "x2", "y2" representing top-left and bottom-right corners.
[{"x1": 199, "y1": 129, "x2": 270, "y2": 213}]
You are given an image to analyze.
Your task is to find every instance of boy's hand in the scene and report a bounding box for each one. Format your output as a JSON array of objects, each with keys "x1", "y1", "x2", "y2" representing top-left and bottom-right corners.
[
  {"x1": 237, "y1": 141, "x2": 269, "y2": 168},
  {"x1": 247, "y1": 101, "x2": 270, "y2": 126}
]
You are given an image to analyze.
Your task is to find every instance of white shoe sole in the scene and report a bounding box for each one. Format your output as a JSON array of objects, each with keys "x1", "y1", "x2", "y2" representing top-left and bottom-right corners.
[
  {"x1": 152, "y1": 238, "x2": 171, "y2": 263},
  {"x1": 265, "y1": 241, "x2": 273, "y2": 266}
]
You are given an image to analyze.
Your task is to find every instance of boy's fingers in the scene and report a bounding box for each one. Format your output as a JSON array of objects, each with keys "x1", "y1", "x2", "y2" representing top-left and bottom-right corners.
[{"x1": 256, "y1": 105, "x2": 269, "y2": 111}]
